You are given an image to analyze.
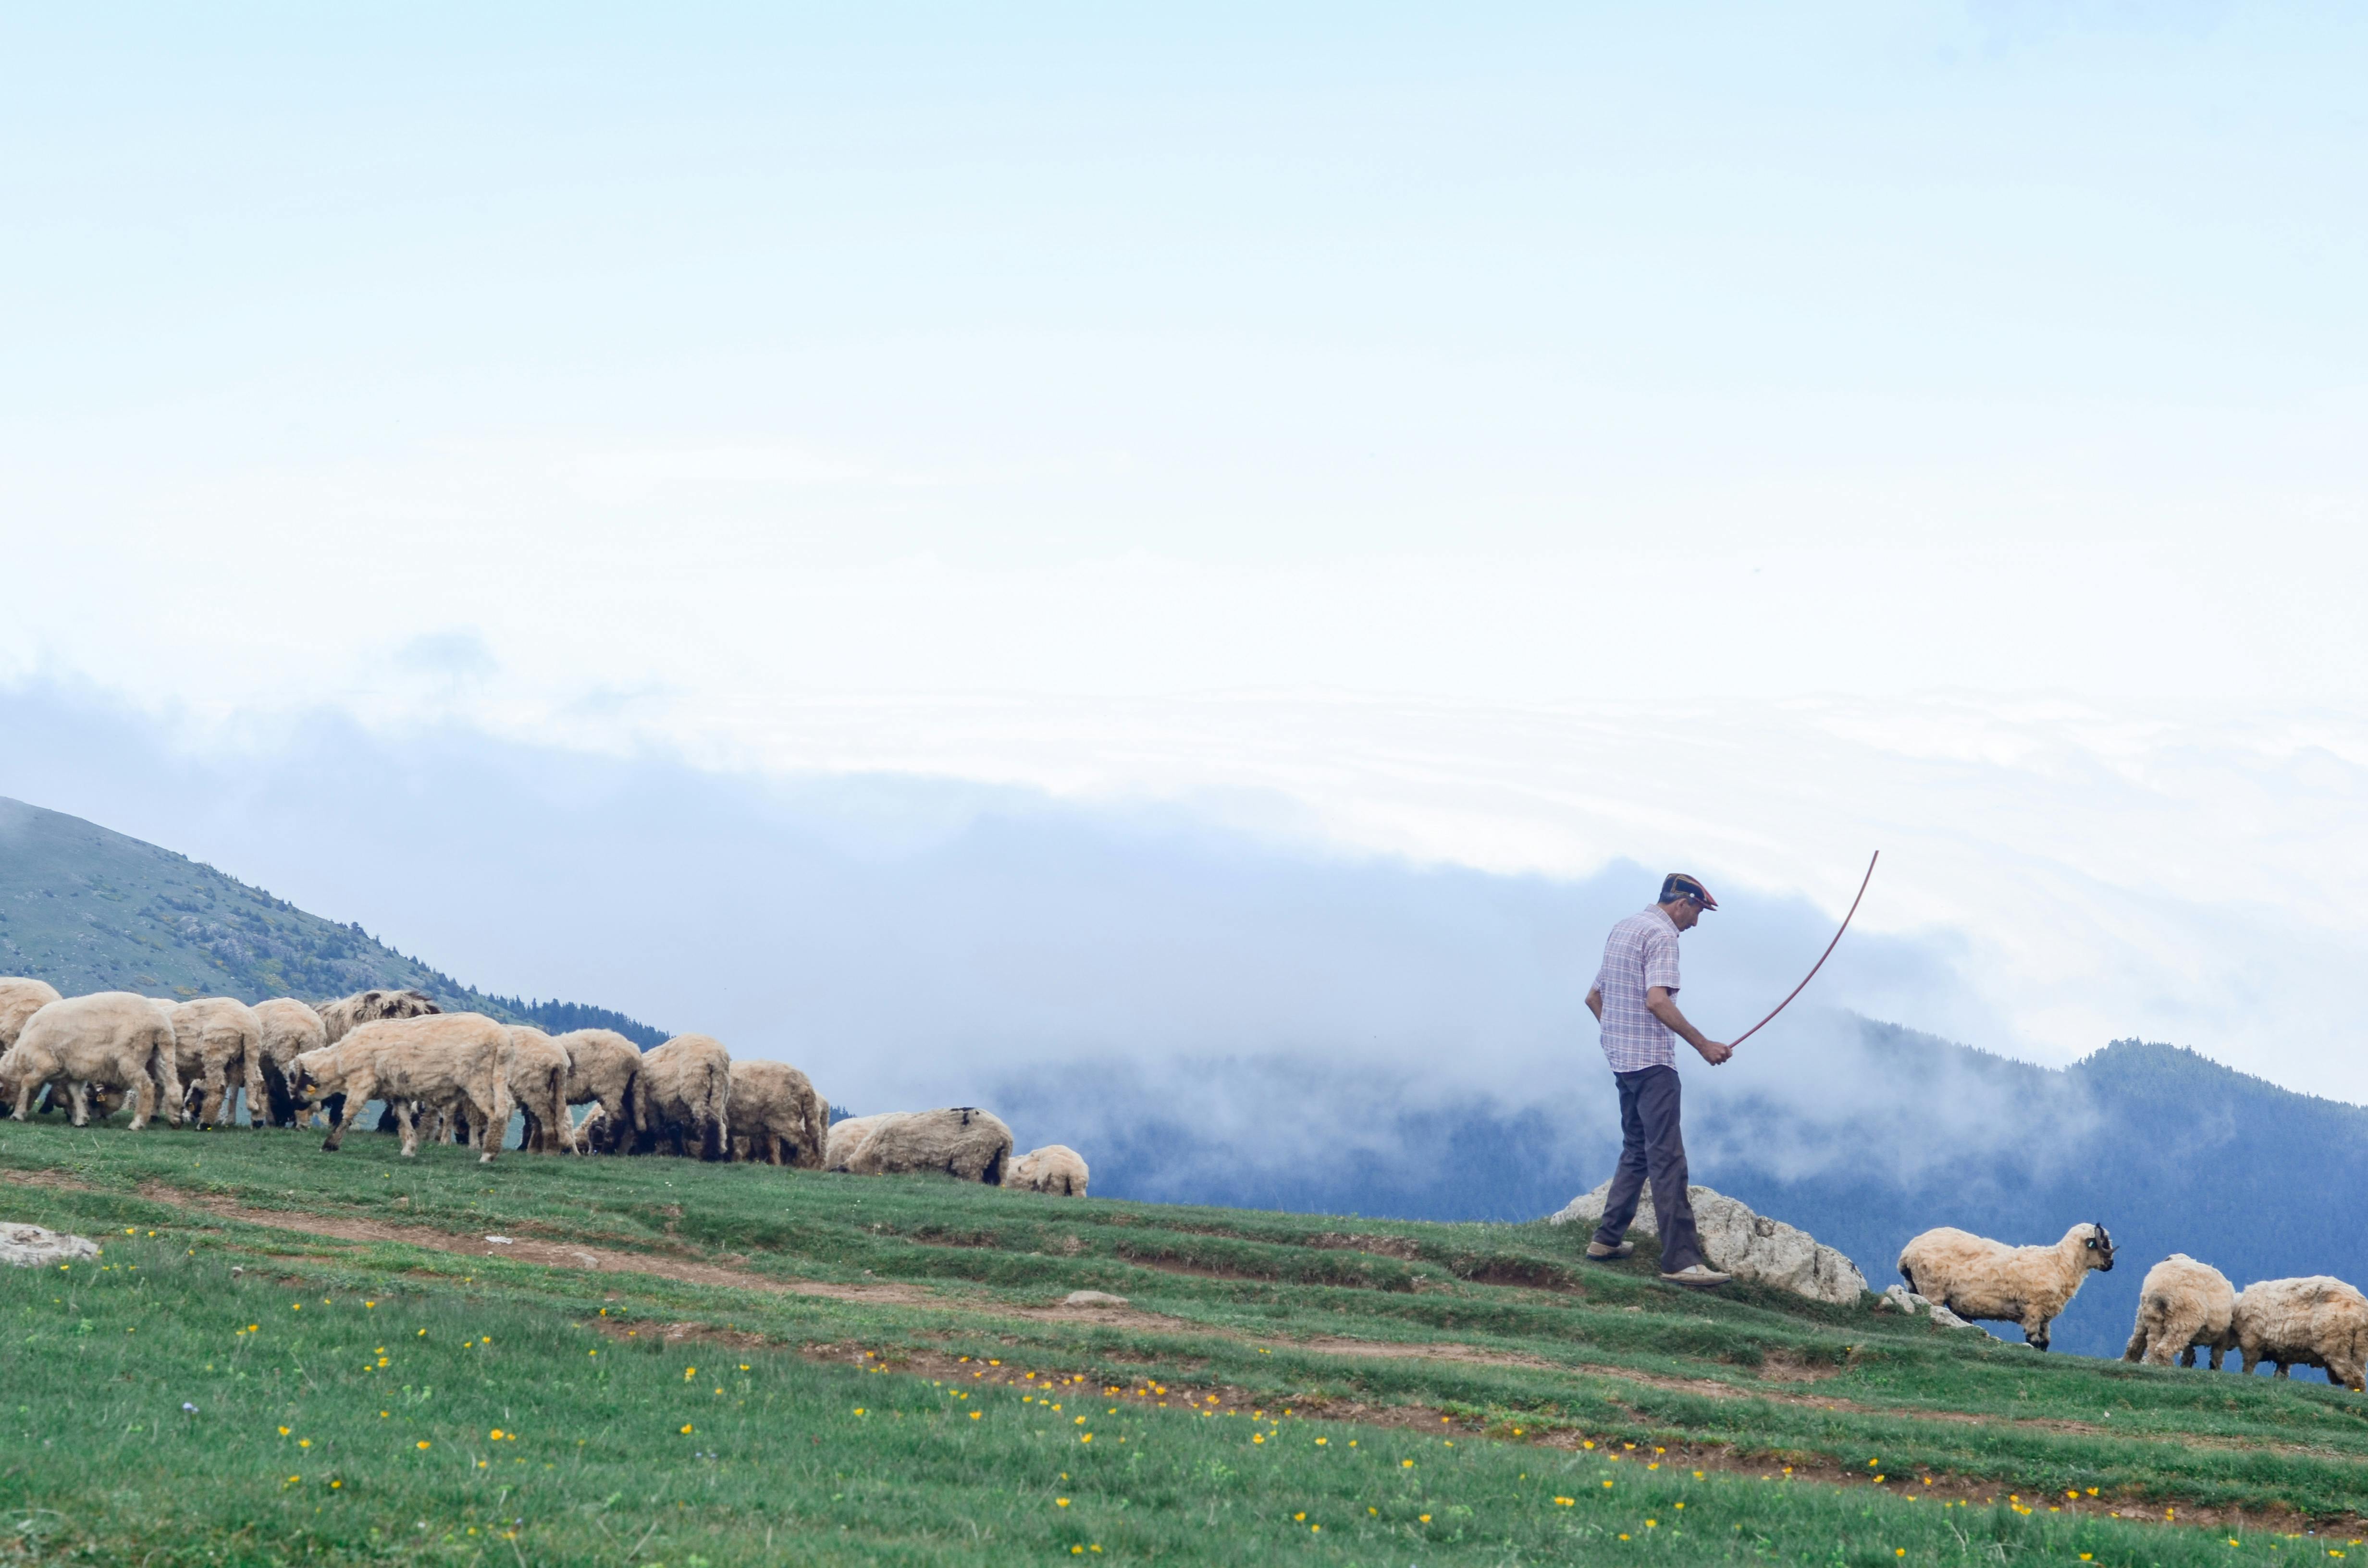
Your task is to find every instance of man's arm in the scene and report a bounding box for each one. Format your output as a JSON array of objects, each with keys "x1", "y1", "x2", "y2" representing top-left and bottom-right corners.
[
  {"x1": 1646, "y1": 986, "x2": 1732, "y2": 1065},
  {"x1": 1585, "y1": 986, "x2": 1603, "y2": 1022}
]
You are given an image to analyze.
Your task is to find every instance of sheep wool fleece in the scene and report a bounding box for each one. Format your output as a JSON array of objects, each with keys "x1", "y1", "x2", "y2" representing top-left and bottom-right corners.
[{"x1": 1594, "y1": 1065, "x2": 1705, "y2": 1273}]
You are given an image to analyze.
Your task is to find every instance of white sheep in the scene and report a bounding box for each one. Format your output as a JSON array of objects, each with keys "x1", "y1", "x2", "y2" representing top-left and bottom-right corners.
[
  {"x1": 1004, "y1": 1144, "x2": 1090, "y2": 1197},
  {"x1": 632, "y1": 1033, "x2": 731, "y2": 1161},
  {"x1": 1, "y1": 992, "x2": 182, "y2": 1129},
  {"x1": 290, "y1": 1013, "x2": 512, "y2": 1162},
  {"x1": 2231, "y1": 1276, "x2": 2368, "y2": 1390},
  {"x1": 0, "y1": 978, "x2": 62, "y2": 1053},
  {"x1": 167, "y1": 997, "x2": 265, "y2": 1130},
  {"x1": 2123, "y1": 1254, "x2": 2238, "y2": 1369},
  {"x1": 1896, "y1": 1222, "x2": 2115, "y2": 1351},
  {"x1": 829, "y1": 1107, "x2": 1014, "y2": 1184}
]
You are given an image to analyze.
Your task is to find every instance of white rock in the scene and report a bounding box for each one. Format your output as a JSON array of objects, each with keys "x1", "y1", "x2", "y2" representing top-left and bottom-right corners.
[
  {"x1": 0, "y1": 1223, "x2": 101, "y2": 1268},
  {"x1": 1548, "y1": 1182, "x2": 1870, "y2": 1306},
  {"x1": 1881, "y1": 1282, "x2": 1989, "y2": 1334},
  {"x1": 1061, "y1": 1289, "x2": 1130, "y2": 1308}
]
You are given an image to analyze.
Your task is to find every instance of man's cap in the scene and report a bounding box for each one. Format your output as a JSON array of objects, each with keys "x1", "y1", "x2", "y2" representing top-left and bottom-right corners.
[{"x1": 1660, "y1": 872, "x2": 1717, "y2": 910}]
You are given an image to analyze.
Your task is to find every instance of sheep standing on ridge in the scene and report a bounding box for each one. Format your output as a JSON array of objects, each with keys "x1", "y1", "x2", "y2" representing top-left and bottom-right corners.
[
  {"x1": 633, "y1": 1033, "x2": 731, "y2": 1161},
  {"x1": 1004, "y1": 1144, "x2": 1089, "y2": 1197},
  {"x1": 1897, "y1": 1222, "x2": 2115, "y2": 1352},
  {"x1": 167, "y1": 997, "x2": 265, "y2": 1129},
  {"x1": 249, "y1": 998, "x2": 326, "y2": 1127},
  {"x1": 1, "y1": 992, "x2": 181, "y2": 1129},
  {"x1": 552, "y1": 1029, "x2": 642, "y2": 1153},
  {"x1": 2231, "y1": 1276, "x2": 2368, "y2": 1390},
  {"x1": 2124, "y1": 1254, "x2": 2239, "y2": 1369},
  {"x1": 291, "y1": 1013, "x2": 511, "y2": 1162},
  {"x1": 726, "y1": 1060, "x2": 829, "y2": 1167}
]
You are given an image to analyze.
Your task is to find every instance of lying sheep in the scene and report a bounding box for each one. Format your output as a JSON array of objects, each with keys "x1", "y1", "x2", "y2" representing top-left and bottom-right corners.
[
  {"x1": 0, "y1": 978, "x2": 62, "y2": 1053},
  {"x1": 168, "y1": 997, "x2": 265, "y2": 1129},
  {"x1": 1, "y1": 992, "x2": 182, "y2": 1129},
  {"x1": 2232, "y1": 1276, "x2": 2368, "y2": 1390},
  {"x1": 829, "y1": 1107, "x2": 1013, "y2": 1184},
  {"x1": 250, "y1": 998, "x2": 327, "y2": 1127},
  {"x1": 553, "y1": 1029, "x2": 641, "y2": 1153},
  {"x1": 2124, "y1": 1254, "x2": 2239, "y2": 1369},
  {"x1": 1003, "y1": 1143, "x2": 1089, "y2": 1197},
  {"x1": 633, "y1": 1033, "x2": 731, "y2": 1161},
  {"x1": 1897, "y1": 1222, "x2": 2115, "y2": 1352},
  {"x1": 726, "y1": 1060, "x2": 829, "y2": 1167},
  {"x1": 291, "y1": 1012, "x2": 511, "y2": 1162}
]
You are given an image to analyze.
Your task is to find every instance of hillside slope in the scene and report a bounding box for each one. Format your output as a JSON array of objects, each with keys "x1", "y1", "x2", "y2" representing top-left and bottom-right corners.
[
  {"x1": 0, "y1": 795, "x2": 664, "y2": 1042},
  {"x1": 0, "y1": 1120, "x2": 2359, "y2": 1564}
]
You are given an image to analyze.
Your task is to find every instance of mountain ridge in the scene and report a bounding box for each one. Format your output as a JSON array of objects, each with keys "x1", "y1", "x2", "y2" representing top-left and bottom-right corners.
[{"x1": 0, "y1": 795, "x2": 666, "y2": 1045}]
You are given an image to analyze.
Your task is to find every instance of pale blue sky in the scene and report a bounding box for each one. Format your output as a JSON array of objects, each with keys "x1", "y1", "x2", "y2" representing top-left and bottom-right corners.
[{"x1": 4, "y1": 5, "x2": 2366, "y2": 1091}]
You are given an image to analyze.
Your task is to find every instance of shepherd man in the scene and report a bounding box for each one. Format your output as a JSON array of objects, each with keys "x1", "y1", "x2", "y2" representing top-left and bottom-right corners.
[{"x1": 1583, "y1": 871, "x2": 1732, "y2": 1287}]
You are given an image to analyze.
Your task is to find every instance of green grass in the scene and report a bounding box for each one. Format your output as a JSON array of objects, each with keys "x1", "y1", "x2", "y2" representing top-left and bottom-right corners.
[{"x1": 2, "y1": 1119, "x2": 2364, "y2": 1564}]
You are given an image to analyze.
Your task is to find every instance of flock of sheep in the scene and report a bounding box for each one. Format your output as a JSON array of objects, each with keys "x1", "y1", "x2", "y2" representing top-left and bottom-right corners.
[
  {"x1": 1898, "y1": 1222, "x2": 2368, "y2": 1389},
  {"x1": 7, "y1": 978, "x2": 2360, "y2": 1384},
  {"x1": 0, "y1": 980, "x2": 1088, "y2": 1197}
]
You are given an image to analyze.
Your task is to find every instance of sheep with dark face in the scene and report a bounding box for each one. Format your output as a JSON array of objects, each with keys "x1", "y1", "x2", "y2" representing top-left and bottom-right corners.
[{"x1": 1897, "y1": 1222, "x2": 2115, "y2": 1352}]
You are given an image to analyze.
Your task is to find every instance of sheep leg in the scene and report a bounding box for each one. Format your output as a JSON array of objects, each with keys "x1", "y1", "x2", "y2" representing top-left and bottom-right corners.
[
  {"x1": 67, "y1": 1080, "x2": 91, "y2": 1127},
  {"x1": 323, "y1": 1076, "x2": 375, "y2": 1152},
  {"x1": 2021, "y1": 1310, "x2": 2050, "y2": 1352},
  {"x1": 395, "y1": 1101, "x2": 422, "y2": 1158},
  {"x1": 203, "y1": 1059, "x2": 232, "y2": 1128},
  {"x1": 2274, "y1": 1363, "x2": 2289, "y2": 1380},
  {"x1": 2209, "y1": 1347, "x2": 2227, "y2": 1372},
  {"x1": 241, "y1": 1049, "x2": 269, "y2": 1131},
  {"x1": 2241, "y1": 1348, "x2": 2262, "y2": 1376},
  {"x1": 2123, "y1": 1325, "x2": 2148, "y2": 1363},
  {"x1": 472, "y1": 1073, "x2": 509, "y2": 1165},
  {"x1": 2179, "y1": 1345, "x2": 2196, "y2": 1368}
]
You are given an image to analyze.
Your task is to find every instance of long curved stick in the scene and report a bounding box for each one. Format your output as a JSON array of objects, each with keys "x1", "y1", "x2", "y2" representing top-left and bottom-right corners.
[{"x1": 1730, "y1": 851, "x2": 1879, "y2": 1049}]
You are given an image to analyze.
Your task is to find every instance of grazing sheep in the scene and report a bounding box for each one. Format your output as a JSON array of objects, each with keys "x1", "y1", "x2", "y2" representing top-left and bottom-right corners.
[
  {"x1": 633, "y1": 1033, "x2": 731, "y2": 1161},
  {"x1": 552, "y1": 1029, "x2": 642, "y2": 1153},
  {"x1": 2124, "y1": 1254, "x2": 2239, "y2": 1369},
  {"x1": 1, "y1": 992, "x2": 181, "y2": 1129},
  {"x1": 167, "y1": 997, "x2": 265, "y2": 1129},
  {"x1": 249, "y1": 998, "x2": 327, "y2": 1128},
  {"x1": 1003, "y1": 1144, "x2": 1089, "y2": 1197},
  {"x1": 0, "y1": 978, "x2": 62, "y2": 1053},
  {"x1": 290, "y1": 1013, "x2": 511, "y2": 1162},
  {"x1": 1897, "y1": 1222, "x2": 2115, "y2": 1352},
  {"x1": 314, "y1": 988, "x2": 445, "y2": 1134},
  {"x1": 829, "y1": 1107, "x2": 1012, "y2": 1184},
  {"x1": 502, "y1": 1025, "x2": 574, "y2": 1153},
  {"x1": 2231, "y1": 1276, "x2": 2368, "y2": 1390},
  {"x1": 316, "y1": 987, "x2": 443, "y2": 1044},
  {"x1": 726, "y1": 1060, "x2": 829, "y2": 1167},
  {"x1": 823, "y1": 1112, "x2": 891, "y2": 1171}
]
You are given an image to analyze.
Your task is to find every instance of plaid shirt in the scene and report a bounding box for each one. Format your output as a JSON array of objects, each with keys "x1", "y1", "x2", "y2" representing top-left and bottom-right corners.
[{"x1": 1593, "y1": 905, "x2": 1684, "y2": 1071}]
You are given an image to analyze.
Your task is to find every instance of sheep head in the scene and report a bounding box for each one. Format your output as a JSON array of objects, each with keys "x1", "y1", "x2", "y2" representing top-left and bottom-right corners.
[
  {"x1": 2076, "y1": 1222, "x2": 2116, "y2": 1273},
  {"x1": 287, "y1": 1048, "x2": 344, "y2": 1103}
]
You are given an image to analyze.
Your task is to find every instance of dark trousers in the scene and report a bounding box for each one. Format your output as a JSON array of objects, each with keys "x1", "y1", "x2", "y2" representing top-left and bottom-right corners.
[{"x1": 1593, "y1": 1065, "x2": 1703, "y2": 1273}]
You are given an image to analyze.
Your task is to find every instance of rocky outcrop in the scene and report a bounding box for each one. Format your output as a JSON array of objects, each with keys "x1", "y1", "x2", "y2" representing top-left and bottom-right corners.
[
  {"x1": 0, "y1": 1223, "x2": 101, "y2": 1268},
  {"x1": 1549, "y1": 1181, "x2": 1870, "y2": 1305},
  {"x1": 1880, "y1": 1283, "x2": 1993, "y2": 1335}
]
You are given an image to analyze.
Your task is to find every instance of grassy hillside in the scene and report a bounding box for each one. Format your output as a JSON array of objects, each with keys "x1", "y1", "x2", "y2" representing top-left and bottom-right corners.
[
  {"x1": 0, "y1": 795, "x2": 664, "y2": 1043},
  {"x1": 3, "y1": 1123, "x2": 2365, "y2": 1564}
]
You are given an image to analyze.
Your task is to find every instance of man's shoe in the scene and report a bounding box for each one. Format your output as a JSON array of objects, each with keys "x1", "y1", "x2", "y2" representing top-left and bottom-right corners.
[
  {"x1": 1660, "y1": 1263, "x2": 1731, "y2": 1287},
  {"x1": 1585, "y1": 1240, "x2": 1635, "y2": 1261}
]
